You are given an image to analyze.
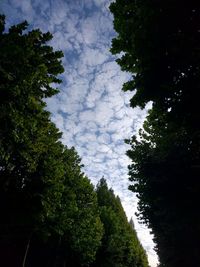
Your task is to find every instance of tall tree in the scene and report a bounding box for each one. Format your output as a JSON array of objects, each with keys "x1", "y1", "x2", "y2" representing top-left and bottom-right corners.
[
  {"x1": 0, "y1": 15, "x2": 65, "y2": 265},
  {"x1": 93, "y1": 178, "x2": 149, "y2": 267},
  {"x1": 110, "y1": 1, "x2": 200, "y2": 266},
  {"x1": 0, "y1": 16, "x2": 103, "y2": 266}
]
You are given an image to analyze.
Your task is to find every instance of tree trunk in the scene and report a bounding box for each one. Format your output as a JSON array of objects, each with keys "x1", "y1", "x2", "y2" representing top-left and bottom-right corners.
[{"x1": 22, "y1": 236, "x2": 31, "y2": 267}]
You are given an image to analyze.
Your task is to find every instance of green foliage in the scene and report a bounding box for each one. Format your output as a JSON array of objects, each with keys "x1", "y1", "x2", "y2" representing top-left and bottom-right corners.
[
  {"x1": 110, "y1": 0, "x2": 200, "y2": 115},
  {"x1": 93, "y1": 178, "x2": 149, "y2": 267},
  {"x1": 56, "y1": 151, "x2": 103, "y2": 265},
  {"x1": 110, "y1": 1, "x2": 200, "y2": 266},
  {"x1": 0, "y1": 15, "x2": 64, "y2": 247},
  {"x1": 0, "y1": 16, "x2": 103, "y2": 266},
  {"x1": 126, "y1": 109, "x2": 200, "y2": 267}
]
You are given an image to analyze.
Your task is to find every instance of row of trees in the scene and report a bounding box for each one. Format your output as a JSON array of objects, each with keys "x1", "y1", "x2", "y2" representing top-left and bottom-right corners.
[
  {"x1": 110, "y1": 1, "x2": 200, "y2": 267},
  {"x1": 0, "y1": 15, "x2": 148, "y2": 267}
]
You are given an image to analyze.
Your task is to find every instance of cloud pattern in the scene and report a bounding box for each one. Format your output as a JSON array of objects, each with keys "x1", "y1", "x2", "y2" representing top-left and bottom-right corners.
[{"x1": 0, "y1": 0, "x2": 158, "y2": 266}]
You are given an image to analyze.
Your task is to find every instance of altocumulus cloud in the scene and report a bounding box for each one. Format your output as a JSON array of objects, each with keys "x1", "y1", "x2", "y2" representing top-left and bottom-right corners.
[{"x1": 0, "y1": 0, "x2": 158, "y2": 266}]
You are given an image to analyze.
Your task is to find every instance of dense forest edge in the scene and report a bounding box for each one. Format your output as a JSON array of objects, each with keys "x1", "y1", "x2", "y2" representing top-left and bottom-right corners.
[
  {"x1": 110, "y1": 1, "x2": 200, "y2": 267},
  {"x1": 0, "y1": 14, "x2": 149, "y2": 267}
]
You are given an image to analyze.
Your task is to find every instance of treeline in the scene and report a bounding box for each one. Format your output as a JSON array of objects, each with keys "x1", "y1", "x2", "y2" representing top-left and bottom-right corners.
[
  {"x1": 110, "y1": 1, "x2": 200, "y2": 267},
  {"x1": 0, "y1": 15, "x2": 148, "y2": 267}
]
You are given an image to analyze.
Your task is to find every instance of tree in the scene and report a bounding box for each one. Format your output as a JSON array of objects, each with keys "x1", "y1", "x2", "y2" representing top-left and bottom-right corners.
[
  {"x1": 25, "y1": 147, "x2": 103, "y2": 267},
  {"x1": 110, "y1": 1, "x2": 200, "y2": 266},
  {"x1": 52, "y1": 148, "x2": 103, "y2": 267},
  {"x1": 93, "y1": 178, "x2": 149, "y2": 267},
  {"x1": 0, "y1": 16, "x2": 103, "y2": 266},
  {"x1": 0, "y1": 14, "x2": 65, "y2": 265},
  {"x1": 126, "y1": 109, "x2": 200, "y2": 267}
]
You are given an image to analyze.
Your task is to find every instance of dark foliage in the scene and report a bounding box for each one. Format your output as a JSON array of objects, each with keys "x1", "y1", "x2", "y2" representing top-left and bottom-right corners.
[
  {"x1": 110, "y1": 1, "x2": 200, "y2": 266},
  {"x1": 93, "y1": 178, "x2": 149, "y2": 267}
]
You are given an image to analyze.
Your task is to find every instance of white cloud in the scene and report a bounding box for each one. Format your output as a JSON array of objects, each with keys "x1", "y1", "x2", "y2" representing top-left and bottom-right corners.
[
  {"x1": 97, "y1": 133, "x2": 111, "y2": 144},
  {"x1": 81, "y1": 47, "x2": 108, "y2": 67}
]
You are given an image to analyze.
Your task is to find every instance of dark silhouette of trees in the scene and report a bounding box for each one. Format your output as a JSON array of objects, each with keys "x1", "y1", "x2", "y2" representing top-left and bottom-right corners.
[
  {"x1": 93, "y1": 178, "x2": 149, "y2": 267},
  {"x1": 110, "y1": 1, "x2": 200, "y2": 266}
]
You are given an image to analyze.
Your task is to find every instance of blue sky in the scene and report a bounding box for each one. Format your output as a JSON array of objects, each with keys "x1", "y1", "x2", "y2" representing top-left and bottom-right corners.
[{"x1": 0, "y1": 0, "x2": 158, "y2": 266}]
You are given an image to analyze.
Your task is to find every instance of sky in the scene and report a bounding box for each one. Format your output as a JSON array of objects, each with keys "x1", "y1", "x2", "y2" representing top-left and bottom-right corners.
[{"x1": 0, "y1": 0, "x2": 158, "y2": 266}]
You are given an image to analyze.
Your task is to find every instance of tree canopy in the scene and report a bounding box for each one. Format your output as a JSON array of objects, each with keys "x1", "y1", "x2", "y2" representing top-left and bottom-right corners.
[
  {"x1": 0, "y1": 15, "x2": 103, "y2": 267},
  {"x1": 93, "y1": 178, "x2": 149, "y2": 267},
  {"x1": 110, "y1": 1, "x2": 200, "y2": 266}
]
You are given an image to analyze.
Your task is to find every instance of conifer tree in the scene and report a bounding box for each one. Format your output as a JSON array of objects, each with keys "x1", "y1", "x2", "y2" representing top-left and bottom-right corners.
[
  {"x1": 0, "y1": 16, "x2": 103, "y2": 266},
  {"x1": 93, "y1": 178, "x2": 149, "y2": 267}
]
